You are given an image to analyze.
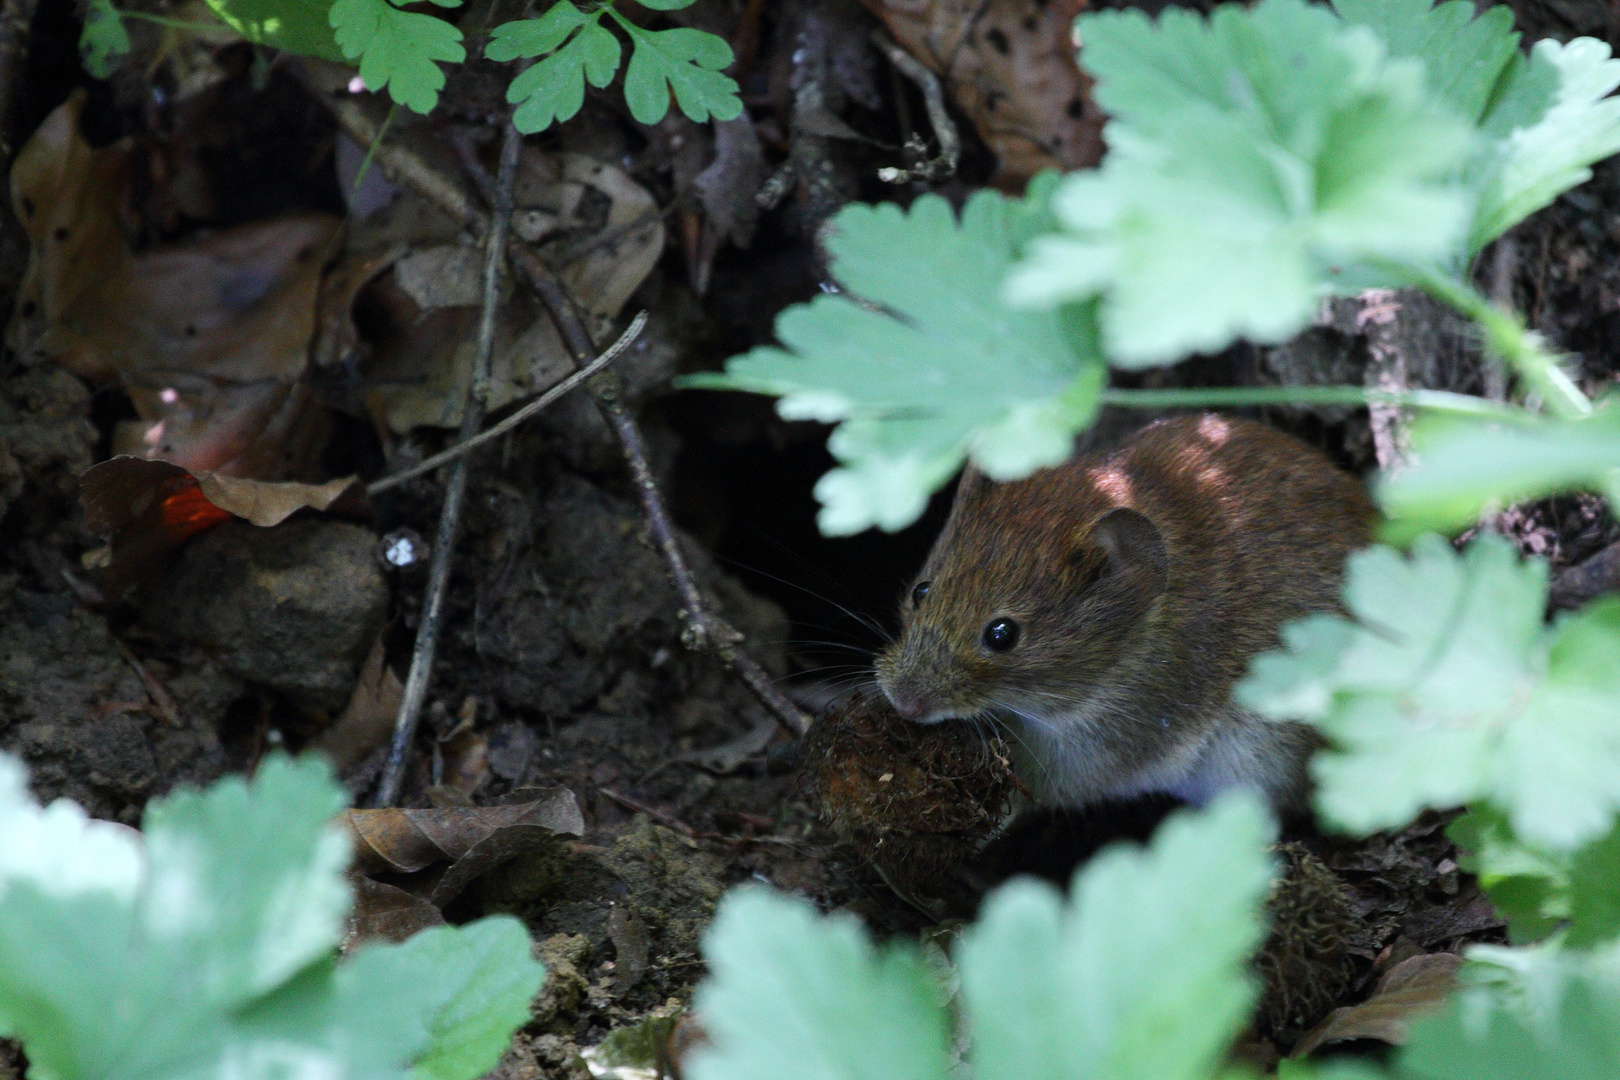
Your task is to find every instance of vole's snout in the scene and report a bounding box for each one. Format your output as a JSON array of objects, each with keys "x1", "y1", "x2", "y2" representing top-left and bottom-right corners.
[
  {"x1": 875, "y1": 629, "x2": 964, "y2": 725},
  {"x1": 884, "y1": 685, "x2": 926, "y2": 721},
  {"x1": 874, "y1": 646, "x2": 927, "y2": 721}
]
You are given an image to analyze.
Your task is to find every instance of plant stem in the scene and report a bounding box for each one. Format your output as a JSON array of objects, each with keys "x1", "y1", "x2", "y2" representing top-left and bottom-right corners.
[
  {"x1": 116, "y1": 8, "x2": 223, "y2": 33},
  {"x1": 376, "y1": 121, "x2": 522, "y2": 808},
  {"x1": 1100, "y1": 385, "x2": 1527, "y2": 420},
  {"x1": 367, "y1": 311, "x2": 649, "y2": 497},
  {"x1": 1412, "y1": 269, "x2": 1593, "y2": 420}
]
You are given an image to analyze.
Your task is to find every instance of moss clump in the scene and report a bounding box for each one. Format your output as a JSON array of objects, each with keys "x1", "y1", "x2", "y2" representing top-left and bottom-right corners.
[
  {"x1": 803, "y1": 692, "x2": 1018, "y2": 903},
  {"x1": 1254, "y1": 842, "x2": 1362, "y2": 1043}
]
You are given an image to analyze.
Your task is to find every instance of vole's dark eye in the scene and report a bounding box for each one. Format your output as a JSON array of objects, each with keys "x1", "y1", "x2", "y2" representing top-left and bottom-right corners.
[
  {"x1": 982, "y1": 617, "x2": 1020, "y2": 652},
  {"x1": 911, "y1": 580, "x2": 931, "y2": 605}
]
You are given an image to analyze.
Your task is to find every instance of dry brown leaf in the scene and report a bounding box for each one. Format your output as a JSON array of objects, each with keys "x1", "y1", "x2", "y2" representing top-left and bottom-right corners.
[
  {"x1": 309, "y1": 636, "x2": 404, "y2": 772},
  {"x1": 341, "y1": 790, "x2": 585, "y2": 905},
  {"x1": 513, "y1": 148, "x2": 665, "y2": 331},
  {"x1": 358, "y1": 149, "x2": 663, "y2": 434},
  {"x1": 80, "y1": 455, "x2": 366, "y2": 595},
  {"x1": 1291, "y1": 952, "x2": 1464, "y2": 1057},
  {"x1": 8, "y1": 92, "x2": 341, "y2": 476},
  {"x1": 860, "y1": 0, "x2": 1105, "y2": 185},
  {"x1": 342, "y1": 876, "x2": 447, "y2": 951},
  {"x1": 687, "y1": 116, "x2": 764, "y2": 295},
  {"x1": 8, "y1": 90, "x2": 135, "y2": 381}
]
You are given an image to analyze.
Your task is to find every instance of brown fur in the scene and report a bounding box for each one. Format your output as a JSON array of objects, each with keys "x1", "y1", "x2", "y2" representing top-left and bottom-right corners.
[{"x1": 875, "y1": 414, "x2": 1377, "y2": 813}]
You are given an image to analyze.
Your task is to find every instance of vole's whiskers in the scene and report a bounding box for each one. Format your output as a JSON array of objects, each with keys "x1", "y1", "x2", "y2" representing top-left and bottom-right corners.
[
  {"x1": 986, "y1": 703, "x2": 1065, "y2": 793},
  {"x1": 716, "y1": 558, "x2": 895, "y2": 646}
]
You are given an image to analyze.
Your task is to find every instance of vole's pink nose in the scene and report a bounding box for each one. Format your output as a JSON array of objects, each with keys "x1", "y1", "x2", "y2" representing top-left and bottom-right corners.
[{"x1": 885, "y1": 688, "x2": 925, "y2": 720}]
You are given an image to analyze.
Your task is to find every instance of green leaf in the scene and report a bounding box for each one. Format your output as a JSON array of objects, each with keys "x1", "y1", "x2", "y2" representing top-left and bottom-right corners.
[
  {"x1": 503, "y1": 19, "x2": 621, "y2": 133},
  {"x1": 1467, "y1": 37, "x2": 1620, "y2": 252},
  {"x1": 0, "y1": 755, "x2": 357, "y2": 1080},
  {"x1": 1400, "y1": 943, "x2": 1620, "y2": 1079},
  {"x1": 685, "y1": 888, "x2": 953, "y2": 1080},
  {"x1": 1567, "y1": 820, "x2": 1620, "y2": 949},
  {"x1": 80, "y1": 0, "x2": 132, "y2": 79},
  {"x1": 342, "y1": 919, "x2": 546, "y2": 1080},
  {"x1": 204, "y1": 0, "x2": 345, "y2": 61},
  {"x1": 633, "y1": 0, "x2": 699, "y2": 8},
  {"x1": 1449, "y1": 807, "x2": 1572, "y2": 943},
  {"x1": 1006, "y1": 0, "x2": 1475, "y2": 366},
  {"x1": 1330, "y1": 0, "x2": 1521, "y2": 125},
  {"x1": 0, "y1": 752, "x2": 543, "y2": 1080},
  {"x1": 612, "y1": 16, "x2": 743, "y2": 125},
  {"x1": 330, "y1": 0, "x2": 466, "y2": 115},
  {"x1": 1451, "y1": 807, "x2": 1620, "y2": 949},
  {"x1": 681, "y1": 186, "x2": 1108, "y2": 535},
  {"x1": 486, "y1": 4, "x2": 587, "y2": 63},
  {"x1": 955, "y1": 792, "x2": 1275, "y2": 1080},
  {"x1": 1376, "y1": 404, "x2": 1620, "y2": 542},
  {"x1": 1240, "y1": 536, "x2": 1620, "y2": 852}
]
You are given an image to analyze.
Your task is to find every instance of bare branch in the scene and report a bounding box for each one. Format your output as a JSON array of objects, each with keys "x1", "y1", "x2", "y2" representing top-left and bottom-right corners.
[{"x1": 376, "y1": 120, "x2": 522, "y2": 808}]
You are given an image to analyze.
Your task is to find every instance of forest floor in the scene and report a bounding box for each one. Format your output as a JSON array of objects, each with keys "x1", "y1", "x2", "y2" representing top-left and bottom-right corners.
[{"x1": 3, "y1": 0, "x2": 1620, "y2": 1076}]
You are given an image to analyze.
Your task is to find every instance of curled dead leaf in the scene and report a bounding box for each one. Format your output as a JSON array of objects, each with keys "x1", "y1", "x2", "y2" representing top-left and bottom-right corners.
[
  {"x1": 309, "y1": 637, "x2": 404, "y2": 772},
  {"x1": 340, "y1": 789, "x2": 585, "y2": 905},
  {"x1": 860, "y1": 0, "x2": 1104, "y2": 185},
  {"x1": 1291, "y1": 952, "x2": 1464, "y2": 1057},
  {"x1": 80, "y1": 455, "x2": 366, "y2": 596},
  {"x1": 342, "y1": 876, "x2": 447, "y2": 951}
]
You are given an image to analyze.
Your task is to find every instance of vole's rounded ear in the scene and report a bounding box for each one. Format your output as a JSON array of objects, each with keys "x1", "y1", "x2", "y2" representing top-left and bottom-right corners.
[{"x1": 1091, "y1": 508, "x2": 1168, "y2": 593}]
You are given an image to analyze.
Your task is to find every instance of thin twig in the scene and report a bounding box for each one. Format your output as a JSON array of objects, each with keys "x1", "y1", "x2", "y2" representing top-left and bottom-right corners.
[
  {"x1": 376, "y1": 120, "x2": 522, "y2": 808},
  {"x1": 871, "y1": 30, "x2": 960, "y2": 183},
  {"x1": 510, "y1": 248, "x2": 812, "y2": 737},
  {"x1": 367, "y1": 311, "x2": 649, "y2": 497},
  {"x1": 312, "y1": 87, "x2": 813, "y2": 739}
]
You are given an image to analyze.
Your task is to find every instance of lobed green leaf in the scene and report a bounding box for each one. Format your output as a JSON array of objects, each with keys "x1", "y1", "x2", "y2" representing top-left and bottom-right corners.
[
  {"x1": 1240, "y1": 537, "x2": 1620, "y2": 852},
  {"x1": 614, "y1": 17, "x2": 743, "y2": 125},
  {"x1": 1007, "y1": 0, "x2": 1475, "y2": 365},
  {"x1": 504, "y1": 20, "x2": 621, "y2": 133},
  {"x1": 686, "y1": 888, "x2": 953, "y2": 1080},
  {"x1": 330, "y1": 0, "x2": 465, "y2": 115},
  {"x1": 956, "y1": 792, "x2": 1275, "y2": 1080},
  {"x1": 0, "y1": 754, "x2": 542, "y2": 1080},
  {"x1": 1400, "y1": 942, "x2": 1620, "y2": 1079},
  {"x1": 1376, "y1": 403, "x2": 1620, "y2": 542},
  {"x1": 684, "y1": 183, "x2": 1107, "y2": 534},
  {"x1": 486, "y1": 3, "x2": 588, "y2": 63},
  {"x1": 80, "y1": 0, "x2": 132, "y2": 79}
]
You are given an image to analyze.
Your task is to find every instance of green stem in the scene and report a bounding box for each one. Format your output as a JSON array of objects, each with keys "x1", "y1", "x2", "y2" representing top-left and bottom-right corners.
[
  {"x1": 1410, "y1": 269, "x2": 1592, "y2": 420},
  {"x1": 117, "y1": 9, "x2": 223, "y2": 33},
  {"x1": 352, "y1": 102, "x2": 398, "y2": 192},
  {"x1": 1099, "y1": 385, "x2": 1527, "y2": 421}
]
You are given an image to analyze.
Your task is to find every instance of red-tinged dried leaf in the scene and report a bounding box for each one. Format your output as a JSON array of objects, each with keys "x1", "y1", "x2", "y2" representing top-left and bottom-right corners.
[
  {"x1": 80, "y1": 455, "x2": 367, "y2": 595},
  {"x1": 341, "y1": 790, "x2": 587, "y2": 906},
  {"x1": 309, "y1": 637, "x2": 403, "y2": 772},
  {"x1": 342, "y1": 875, "x2": 447, "y2": 951},
  {"x1": 116, "y1": 374, "x2": 331, "y2": 479},
  {"x1": 859, "y1": 0, "x2": 1105, "y2": 185},
  {"x1": 1291, "y1": 952, "x2": 1464, "y2": 1057}
]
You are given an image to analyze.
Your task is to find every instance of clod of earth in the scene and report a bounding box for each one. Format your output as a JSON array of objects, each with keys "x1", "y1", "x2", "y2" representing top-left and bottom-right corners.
[
  {"x1": 803, "y1": 691, "x2": 1018, "y2": 904},
  {"x1": 136, "y1": 517, "x2": 388, "y2": 714}
]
